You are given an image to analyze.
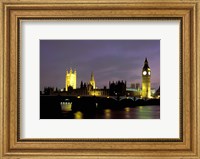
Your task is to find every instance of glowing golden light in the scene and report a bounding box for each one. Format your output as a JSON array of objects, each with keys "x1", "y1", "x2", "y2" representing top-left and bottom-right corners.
[
  {"x1": 124, "y1": 107, "x2": 130, "y2": 112},
  {"x1": 89, "y1": 72, "x2": 96, "y2": 89},
  {"x1": 74, "y1": 111, "x2": 83, "y2": 119},
  {"x1": 107, "y1": 96, "x2": 110, "y2": 98},
  {"x1": 89, "y1": 91, "x2": 100, "y2": 96},
  {"x1": 77, "y1": 96, "x2": 80, "y2": 98},
  {"x1": 65, "y1": 68, "x2": 76, "y2": 91},
  {"x1": 61, "y1": 102, "x2": 72, "y2": 112},
  {"x1": 104, "y1": 109, "x2": 111, "y2": 113},
  {"x1": 104, "y1": 109, "x2": 111, "y2": 119},
  {"x1": 142, "y1": 58, "x2": 151, "y2": 99}
]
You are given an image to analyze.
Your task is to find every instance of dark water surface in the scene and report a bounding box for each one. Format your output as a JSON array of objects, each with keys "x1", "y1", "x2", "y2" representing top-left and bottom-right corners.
[{"x1": 62, "y1": 105, "x2": 160, "y2": 119}]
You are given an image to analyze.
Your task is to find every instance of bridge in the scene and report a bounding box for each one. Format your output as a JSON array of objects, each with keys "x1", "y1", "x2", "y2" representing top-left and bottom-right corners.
[{"x1": 58, "y1": 95, "x2": 140, "y2": 102}]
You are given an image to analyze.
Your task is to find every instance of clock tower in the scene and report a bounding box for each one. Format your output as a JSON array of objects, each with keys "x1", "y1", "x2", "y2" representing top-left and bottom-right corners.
[{"x1": 142, "y1": 58, "x2": 151, "y2": 98}]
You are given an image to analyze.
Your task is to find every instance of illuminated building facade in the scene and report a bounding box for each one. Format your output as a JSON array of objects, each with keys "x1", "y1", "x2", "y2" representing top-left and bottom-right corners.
[
  {"x1": 142, "y1": 58, "x2": 151, "y2": 98},
  {"x1": 89, "y1": 72, "x2": 96, "y2": 89},
  {"x1": 65, "y1": 68, "x2": 76, "y2": 91}
]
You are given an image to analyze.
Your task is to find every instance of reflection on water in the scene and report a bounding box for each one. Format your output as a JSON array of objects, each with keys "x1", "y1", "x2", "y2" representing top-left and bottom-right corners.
[
  {"x1": 74, "y1": 111, "x2": 83, "y2": 119},
  {"x1": 124, "y1": 107, "x2": 130, "y2": 112},
  {"x1": 60, "y1": 102, "x2": 72, "y2": 111},
  {"x1": 62, "y1": 105, "x2": 160, "y2": 119},
  {"x1": 104, "y1": 109, "x2": 111, "y2": 119}
]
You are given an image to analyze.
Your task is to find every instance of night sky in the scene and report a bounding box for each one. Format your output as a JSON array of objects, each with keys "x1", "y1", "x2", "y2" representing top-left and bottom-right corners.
[{"x1": 40, "y1": 40, "x2": 160, "y2": 91}]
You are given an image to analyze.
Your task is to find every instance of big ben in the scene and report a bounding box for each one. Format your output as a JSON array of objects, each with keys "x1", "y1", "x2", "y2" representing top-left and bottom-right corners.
[{"x1": 142, "y1": 58, "x2": 151, "y2": 98}]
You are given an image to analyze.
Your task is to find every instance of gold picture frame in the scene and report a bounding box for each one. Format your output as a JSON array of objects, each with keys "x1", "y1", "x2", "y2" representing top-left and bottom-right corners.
[{"x1": 0, "y1": 0, "x2": 199, "y2": 158}]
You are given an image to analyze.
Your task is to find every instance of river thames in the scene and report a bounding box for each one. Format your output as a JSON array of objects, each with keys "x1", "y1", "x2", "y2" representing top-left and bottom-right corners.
[{"x1": 61, "y1": 105, "x2": 160, "y2": 119}]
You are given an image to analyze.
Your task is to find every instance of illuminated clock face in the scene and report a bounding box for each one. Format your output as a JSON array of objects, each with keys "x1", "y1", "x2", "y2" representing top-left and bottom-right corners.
[
  {"x1": 148, "y1": 71, "x2": 151, "y2": 75},
  {"x1": 143, "y1": 71, "x2": 147, "y2": 75}
]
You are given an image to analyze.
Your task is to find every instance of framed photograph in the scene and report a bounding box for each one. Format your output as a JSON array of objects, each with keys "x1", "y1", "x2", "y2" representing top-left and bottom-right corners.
[
  {"x1": 0, "y1": 0, "x2": 199, "y2": 158},
  {"x1": 40, "y1": 39, "x2": 160, "y2": 120}
]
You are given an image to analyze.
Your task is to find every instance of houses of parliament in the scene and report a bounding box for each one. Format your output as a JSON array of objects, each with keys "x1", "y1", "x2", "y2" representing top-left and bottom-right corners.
[
  {"x1": 42, "y1": 58, "x2": 160, "y2": 98},
  {"x1": 59, "y1": 58, "x2": 157, "y2": 99}
]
